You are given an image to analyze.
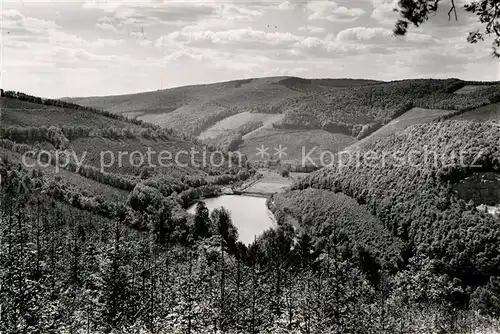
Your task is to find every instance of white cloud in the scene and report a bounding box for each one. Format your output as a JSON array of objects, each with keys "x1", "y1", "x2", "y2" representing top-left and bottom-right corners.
[
  {"x1": 370, "y1": 0, "x2": 399, "y2": 24},
  {"x1": 290, "y1": 37, "x2": 378, "y2": 58},
  {"x1": 82, "y1": 0, "x2": 123, "y2": 12},
  {"x1": 5, "y1": 40, "x2": 31, "y2": 49},
  {"x1": 165, "y1": 28, "x2": 302, "y2": 50},
  {"x1": 307, "y1": 1, "x2": 365, "y2": 22},
  {"x1": 161, "y1": 48, "x2": 261, "y2": 73},
  {"x1": 2, "y1": 9, "x2": 91, "y2": 50},
  {"x1": 93, "y1": 38, "x2": 125, "y2": 47},
  {"x1": 96, "y1": 22, "x2": 120, "y2": 33},
  {"x1": 336, "y1": 27, "x2": 437, "y2": 45},
  {"x1": 136, "y1": 39, "x2": 153, "y2": 47},
  {"x1": 276, "y1": 1, "x2": 297, "y2": 11},
  {"x1": 2, "y1": 9, "x2": 60, "y2": 33},
  {"x1": 160, "y1": 26, "x2": 380, "y2": 63},
  {"x1": 220, "y1": 4, "x2": 264, "y2": 19},
  {"x1": 298, "y1": 25, "x2": 326, "y2": 35}
]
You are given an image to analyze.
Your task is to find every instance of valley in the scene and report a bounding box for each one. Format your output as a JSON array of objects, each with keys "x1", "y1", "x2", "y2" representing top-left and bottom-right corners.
[{"x1": 2, "y1": 77, "x2": 500, "y2": 333}]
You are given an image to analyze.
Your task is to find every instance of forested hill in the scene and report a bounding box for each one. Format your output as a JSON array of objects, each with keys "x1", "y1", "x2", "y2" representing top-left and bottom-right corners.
[
  {"x1": 0, "y1": 89, "x2": 256, "y2": 227},
  {"x1": 64, "y1": 77, "x2": 500, "y2": 138},
  {"x1": 279, "y1": 120, "x2": 500, "y2": 316}
]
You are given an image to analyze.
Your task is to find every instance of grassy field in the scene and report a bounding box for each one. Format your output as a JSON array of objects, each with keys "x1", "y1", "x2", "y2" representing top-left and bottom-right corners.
[
  {"x1": 241, "y1": 170, "x2": 307, "y2": 195},
  {"x1": 199, "y1": 112, "x2": 283, "y2": 140},
  {"x1": 449, "y1": 102, "x2": 500, "y2": 122},
  {"x1": 454, "y1": 85, "x2": 492, "y2": 95},
  {"x1": 345, "y1": 107, "x2": 456, "y2": 152},
  {"x1": 240, "y1": 128, "x2": 357, "y2": 164}
]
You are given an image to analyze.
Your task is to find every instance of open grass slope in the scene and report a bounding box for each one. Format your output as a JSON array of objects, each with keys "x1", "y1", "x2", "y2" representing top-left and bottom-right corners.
[
  {"x1": 450, "y1": 102, "x2": 500, "y2": 122},
  {"x1": 346, "y1": 100, "x2": 500, "y2": 153},
  {"x1": 199, "y1": 112, "x2": 283, "y2": 140},
  {"x1": 345, "y1": 107, "x2": 457, "y2": 152},
  {"x1": 240, "y1": 170, "x2": 307, "y2": 195},
  {"x1": 454, "y1": 85, "x2": 497, "y2": 95},
  {"x1": 289, "y1": 120, "x2": 500, "y2": 287}
]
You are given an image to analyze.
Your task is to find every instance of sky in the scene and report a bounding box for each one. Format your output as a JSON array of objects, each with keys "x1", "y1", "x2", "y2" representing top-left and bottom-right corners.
[{"x1": 1, "y1": 0, "x2": 499, "y2": 98}]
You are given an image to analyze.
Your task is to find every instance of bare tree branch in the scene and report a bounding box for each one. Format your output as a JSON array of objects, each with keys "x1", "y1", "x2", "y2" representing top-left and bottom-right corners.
[{"x1": 448, "y1": 0, "x2": 458, "y2": 21}]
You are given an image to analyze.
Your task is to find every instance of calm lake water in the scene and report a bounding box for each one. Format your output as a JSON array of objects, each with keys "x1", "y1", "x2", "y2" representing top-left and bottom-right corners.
[{"x1": 187, "y1": 195, "x2": 276, "y2": 245}]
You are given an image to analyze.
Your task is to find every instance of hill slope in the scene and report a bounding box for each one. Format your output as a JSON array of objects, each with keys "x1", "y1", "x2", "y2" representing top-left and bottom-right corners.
[
  {"x1": 0, "y1": 92, "x2": 255, "y2": 225},
  {"x1": 65, "y1": 77, "x2": 500, "y2": 139},
  {"x1": 286, "y1": 120, "x2": 500, "y2": 292}
]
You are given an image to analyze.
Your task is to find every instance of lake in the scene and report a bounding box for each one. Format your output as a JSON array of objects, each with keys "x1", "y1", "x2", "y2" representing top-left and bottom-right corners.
[{"x1": 187, "y1": 195, "x2": 276, "y2": 245}]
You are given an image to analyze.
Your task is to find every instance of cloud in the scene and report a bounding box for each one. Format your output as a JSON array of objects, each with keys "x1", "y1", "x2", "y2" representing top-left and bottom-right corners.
[
  {"x1": 2, "y1": 9, "x2": 91, "y2": 49},
  {"x1": 4, "y1": 0, "x2": 498, "y2": 97},
  {"x1": 220, "y1": 4, "x2": 264, "y2": 20},
  {"x1": 160, "y1": 48, "x2": 262, "y2": 73},
  {"x1": 96, "y1": 22, "x2": 120, "y2": 33},
  {"x1": 87, "y1": 1, "x2": 221, "y2": 30},
  {"x1": 5, "y1": 40, "x2": 31, "y2": 49},
  {"x1": 45, "y1": 29, "x2": 89, "y2": 47},
  {"x1": 276, "y1": 1, "x2": 297, "y2": 11},
  {"x1": 160, "y1": 26, "x2": 387, "y2": 63},
  {"x1": 2, "y1": 9, "x2": 60, "y2": 34},
  {"x1": 21, "y1": 45, "x2": 130, "y2": 69},
  {"x1": 136, "y1": 39, "x2": 153, "y2": 47},
  {"x1": 290, "y1": 36, "x2": 381, "y2": 58},
  {"x1": 298, "y1": 25, "x2": 326, "y2": 35},
  {"x1": 307, "y1": 1, "x2": 365, "y2": 22},
  {"x1": 165, "y1": 28, "x2": 302, "y2": 50},
  {"x1": 336, "y1": 27, "x2": 437, "y2": 45},
  {"x1": 82, "y1": 0, "x2": 123, "y2": 12},
  {"x1": 370, "y1": 0, "x2": 399, "y2": 24},
  {"x1": 92, "y1": 38, "x2": 125, "y2": 47}
]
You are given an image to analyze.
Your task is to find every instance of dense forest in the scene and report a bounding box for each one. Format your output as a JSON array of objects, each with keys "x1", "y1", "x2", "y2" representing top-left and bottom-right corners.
[{"x1": 288, "y1": 121, "x2": 500, "y2": 320}]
